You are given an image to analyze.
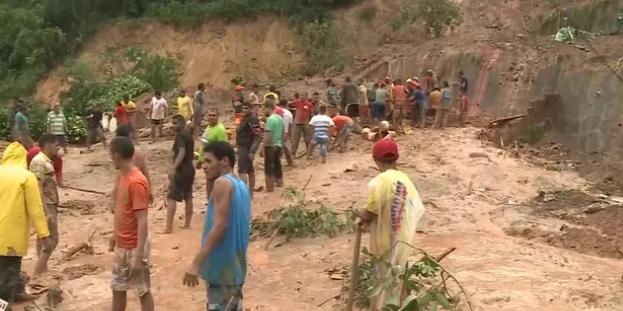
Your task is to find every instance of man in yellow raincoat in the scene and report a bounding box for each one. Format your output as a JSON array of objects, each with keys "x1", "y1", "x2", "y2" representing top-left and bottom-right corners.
[
  {"x1": 358, "y1": 138, "x2": 425, "y2": 308},
  {"x1": 0, "y1": 142, "x2": 52, "y2": 306}
]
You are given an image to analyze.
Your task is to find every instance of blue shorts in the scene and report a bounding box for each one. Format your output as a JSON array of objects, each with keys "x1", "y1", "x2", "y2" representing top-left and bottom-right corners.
[{"x1": 372, "y1": 103, "x2": 386, "y2": 119}]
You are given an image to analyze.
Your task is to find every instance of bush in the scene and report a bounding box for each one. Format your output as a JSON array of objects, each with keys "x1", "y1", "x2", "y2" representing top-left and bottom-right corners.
[
  {"x1": 251, "y1": 187, "x2": 354, "y2": 241},
  {"x1": 300, "y1": 21, "x2": 350, "y2": 74},
  {"x1": 417, "y1": 0, "x2": 462, "y2": 37},
  {"x1": 123, "y1": 47, "x2": 181, "y2": 92},
  {"x1": 0, "y1": 110, "x2": 10, "y2": 140},
  {"x1": 390, "y1": 4, "x2": 418, "y2": 30},
  {"x1": 357, "y1": 6, "x2": 377, "y2": 23}
]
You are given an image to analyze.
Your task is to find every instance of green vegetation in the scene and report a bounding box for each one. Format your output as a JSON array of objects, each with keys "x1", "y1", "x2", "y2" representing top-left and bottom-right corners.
[
  {"x1": 357, "y1": 5, "x2": 377, "y2": 24},
  {"x1": 351, "y1": 246, "x2": 472, "y2": 310},
  {"x1": 252, "y1": 187, "x2": 354, "y2": 241},
  {"x1": 390, "y1": 4, "x2": 419, "y2": 31},
  {"x1": 300, "y1": 21, "x2": 350, "y2": 75},
  {"x1": 0, "y1": 0, "x2": 355, "y2": 103},
  {"x1": 417, "y1": 0, "x2": 463, "y2": 37},
  {"x1": 519, "y1": 126, "x2": 546, "y2": 145},
  {"x1": 0, "y1": 47, "x2": 179, "y2": 142}
]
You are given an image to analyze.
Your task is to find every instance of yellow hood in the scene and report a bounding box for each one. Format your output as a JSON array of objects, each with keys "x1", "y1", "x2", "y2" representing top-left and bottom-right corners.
[
  {"x1": 1, "y1": 141, "x2": 27, "y2": 168},
  {"x1": 0, "y1": 141, "x2": 49, "y2": 257}
]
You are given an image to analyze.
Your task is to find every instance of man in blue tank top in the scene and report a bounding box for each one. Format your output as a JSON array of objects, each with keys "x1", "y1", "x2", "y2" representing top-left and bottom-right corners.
[{"x1": 182, "y1": 141, "x2": 251, "y2": 311}]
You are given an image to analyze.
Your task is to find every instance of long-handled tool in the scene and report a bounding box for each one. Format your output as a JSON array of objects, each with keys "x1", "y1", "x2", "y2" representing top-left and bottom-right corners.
[
  {"x1": 346, "y1": 220, "x2": 363, "y2": 311},
  {"x1": 61, "y1": 185, "x2": 106, "y2": 195}
]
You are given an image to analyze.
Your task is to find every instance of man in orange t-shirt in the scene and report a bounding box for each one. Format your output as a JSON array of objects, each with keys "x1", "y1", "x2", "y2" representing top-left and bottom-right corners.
[
  {"x1": 109, "y1": 137, "x2": 154, "y2": 311},
  {"x1": 391, "y1": 79, "x2": 408, "y2": 133},
  {"x1": 331, "y1": 113, "x2": 354, "y2": 153}
]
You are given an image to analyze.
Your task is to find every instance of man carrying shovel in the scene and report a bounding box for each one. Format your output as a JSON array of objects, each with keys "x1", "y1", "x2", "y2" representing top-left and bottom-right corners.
[{"x1": 355, "y1": 138, "x2": 425, "y2": 308}]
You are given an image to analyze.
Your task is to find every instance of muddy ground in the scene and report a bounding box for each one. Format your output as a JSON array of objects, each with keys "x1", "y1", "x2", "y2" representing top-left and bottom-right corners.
[{"x1": 11, "y1": 127, "x2": 623, "y2": 311}]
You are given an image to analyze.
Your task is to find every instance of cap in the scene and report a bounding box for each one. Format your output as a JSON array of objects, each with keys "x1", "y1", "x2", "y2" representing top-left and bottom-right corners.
[
  {"x1": 372, "y1": 137, "x2": 399, "y2": 161},
  {"x1": 274, "y1": 106, "x2": 284, "y2": 117},
  {"x1": 235, "y1": 85, "x2": 245, "y2": 92},
  {"x1": 406, "y1": 78, "x2": 412, "y2": 83}
]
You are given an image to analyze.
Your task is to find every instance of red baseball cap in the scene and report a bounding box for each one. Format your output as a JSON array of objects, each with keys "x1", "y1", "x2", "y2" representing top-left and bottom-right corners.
[
  {"x1": 274, "y1": 106, "x2": 284, "y2": 117},
  {"x1": 372, "y1": 137, "x2": 399, "y2": 161}
]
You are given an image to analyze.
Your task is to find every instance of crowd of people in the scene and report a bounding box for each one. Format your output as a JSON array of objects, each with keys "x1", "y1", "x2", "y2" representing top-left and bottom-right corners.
[{"x1": 0, "y1": 69, "x2": 472, "y2": 310}]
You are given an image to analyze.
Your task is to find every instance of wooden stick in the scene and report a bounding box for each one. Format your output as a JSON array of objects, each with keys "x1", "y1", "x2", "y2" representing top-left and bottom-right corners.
[
  {"x1": 317, "y1": 293, "x2": 342, "y2": 307},
  {"x1": 62, "y1": 185, "x2": 106, "y2": 195},
  {"x1": 264, "y1": 226, "x2": 280, "y2": 250},
  {"x1": 63, "y1": 228, "x2": 97, "y2": 260},
  {"x1": 302, "y1": 174, "x2": 313, "y2": 191},
  {"x1": 346, "y1": 223, "x2": 363, "y2": 311},
  {"x1": 265, "y1": 176, "x2": 313, "y2": 250}
]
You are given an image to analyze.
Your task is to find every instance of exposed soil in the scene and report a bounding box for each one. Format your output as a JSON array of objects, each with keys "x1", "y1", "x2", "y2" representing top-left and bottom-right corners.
[
  {"x1": 505, "y1": 189, "x2": 623, "y2": 259},
  {"x1": 5, "y1": 126, "x2": 622, "y2": 311}
]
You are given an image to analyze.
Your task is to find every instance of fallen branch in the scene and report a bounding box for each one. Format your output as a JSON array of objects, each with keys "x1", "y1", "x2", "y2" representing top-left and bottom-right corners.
[
  {"x1": 317, "y1": 293, "x2": 342, "y2": 307},
  {"x1": 302, "y1": 174, "x2": 313, "y2": 191},
  {"x1": 264, "y1": 175, "x2": 314, "y2": 251},
  {"x1": 63, "y1": 228, "x2": 96, "y2": 260},
  {"x1": 62, "y1": 185, "x2": 106, "y2": 195},
  {"x1": 405, "y1": 244, "x2": 474, "y2": 311},
  {"x1": 264, "y1": 226, "x2": 280, "y2": 251}
]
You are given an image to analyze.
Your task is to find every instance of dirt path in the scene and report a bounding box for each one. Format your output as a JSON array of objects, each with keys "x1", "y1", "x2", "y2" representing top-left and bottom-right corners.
[{"x1": 14, "y1": 127, "x2": 623, "y2": 311}]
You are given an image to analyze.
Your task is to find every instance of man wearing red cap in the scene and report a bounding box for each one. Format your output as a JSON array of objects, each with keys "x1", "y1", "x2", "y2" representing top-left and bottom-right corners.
[{"x1": 358, "y1": 138, "x2": 425, "y2": 308}]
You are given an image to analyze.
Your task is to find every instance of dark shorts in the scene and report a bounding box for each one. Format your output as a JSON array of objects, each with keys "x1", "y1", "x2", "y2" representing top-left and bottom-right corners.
[
  {"x1": 207, "y1": 283, "x2": 243, "y2": 311},
  {"x1": 237, "y1": 146, "x2": 254, "y2": 174},
  {"x1": 151, "y1": 119, "x2": 163, "y2": 126},
  {"x1": 0, "y1": 256, "x2": 22, "y2": 304},
  {"x1": 167, "y1": 166, "x2": 195, "y2": 202},
  {"x1": 264, "y1": 146, "x2": 282, "y2": 179},
  {"x1": 54, "y1": 135, "x2": 66, "y2": 146},
  {"x1": 372, "y1": 103, "x2": 386, "y2": 119},
  {"x1": 87, "y1": 126, "x2": 104, "y2": 143}
]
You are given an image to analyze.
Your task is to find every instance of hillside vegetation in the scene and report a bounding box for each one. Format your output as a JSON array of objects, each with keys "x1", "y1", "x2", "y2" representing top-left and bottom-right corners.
[
  {"x1": 0, "y1": 0, "x2": 358, "y2": 102},
  {"x1": 0, "y1": 0, "x2": 365, "y2": 141}
]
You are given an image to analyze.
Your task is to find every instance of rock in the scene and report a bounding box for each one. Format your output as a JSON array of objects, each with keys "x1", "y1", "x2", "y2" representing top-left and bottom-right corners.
[
  {"x1": 516, "y1": 33, "x2": 525, "y2": 38},
  {"x1": 469, "y1": 152, "x2": 491, "y2": 160},
  {"x1": 47, "y1": 285, "x2": 64, "y2": 308}
]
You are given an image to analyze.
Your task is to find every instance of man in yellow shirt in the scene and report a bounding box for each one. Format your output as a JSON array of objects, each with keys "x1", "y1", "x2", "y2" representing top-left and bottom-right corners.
[
  {"x1": 263, "y1": 85, "x2": 280, "y2": 103},
  {"x1": 0, "y1": 142, "x2": 52, "y2": 305},
  {"x1": 428, "y1": 86, "x2": 442, "y2": 128},
  {"x1": 122, "y1": 95, "x2": 137, "y2": 138},
  {"x1": 176, "y1": 89, "x2": 194, "y2": 123},
  {"x1": 358, "y1": 138, "x2": 425, "y2": 308}
]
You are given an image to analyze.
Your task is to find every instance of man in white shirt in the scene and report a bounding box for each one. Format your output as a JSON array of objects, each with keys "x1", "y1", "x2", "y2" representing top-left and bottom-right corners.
[
  {"x1": 249, "y1": 84, "x2": 260, "y2": 106},
  {"x1": 307, "y1": 105, "x2": 335, "y2": 164},
  {"x1": 358, "y1": 79, "x2": 369, "y2": 124},
  {"x1": 148, "y1": 90, "x2": 168, "y2": 143}
]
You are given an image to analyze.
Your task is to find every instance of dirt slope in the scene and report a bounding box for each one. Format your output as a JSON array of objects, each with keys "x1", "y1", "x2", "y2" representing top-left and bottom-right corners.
[
  {"x1": 12, "y1": 127, "x2": 623, "y2": 311},
  {"x1": 35, "y1": 16, "x2": 303, "y2": 103}
]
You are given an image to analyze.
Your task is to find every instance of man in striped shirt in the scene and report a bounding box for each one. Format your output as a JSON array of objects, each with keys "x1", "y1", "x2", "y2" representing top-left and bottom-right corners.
[
  {"x1": 47, "y1": 103, "x2": 68, "y2": 154},
  {"x1": 307, "y1": 105, "x2": 334, "y2": 164}
]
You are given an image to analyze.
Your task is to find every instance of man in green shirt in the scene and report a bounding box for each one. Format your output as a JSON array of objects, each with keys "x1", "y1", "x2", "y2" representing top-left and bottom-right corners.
[
  {"x1": 14, "y1": 105, "x2": 33, "y2": 149},
  {"x1": 47, "y1": 103, "x2": 69, "y2": 154},
  {"x1": 262, "y1": 100, "x2": 284, "y2": 192},
  {"x1": 197, "y1": 109, "x2": 227, "y2": 197}
]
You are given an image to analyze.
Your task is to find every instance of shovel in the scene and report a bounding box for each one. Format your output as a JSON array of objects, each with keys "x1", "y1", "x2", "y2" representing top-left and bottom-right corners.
[{"x1": 346, "y1": 220, "x2": 363, "y2": 311}]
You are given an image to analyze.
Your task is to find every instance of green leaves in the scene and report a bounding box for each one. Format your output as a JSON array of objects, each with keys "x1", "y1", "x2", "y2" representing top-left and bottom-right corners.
[
  {"x1": 251, "y1": 187, "x2": 353, "y2": 241},
  {"x1": 300, "y1": 20, "x2": 349, "y2": 74},
  {"x1": 417, "y1": 0, "x2": 463, "y2": 37},
  {"x1": 352, "y1": 249, "x2": 459, "y2": 311}
]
